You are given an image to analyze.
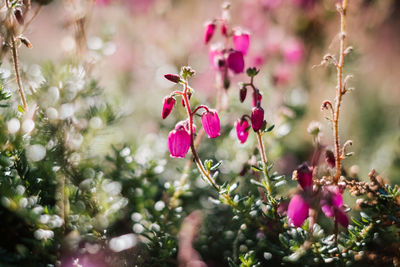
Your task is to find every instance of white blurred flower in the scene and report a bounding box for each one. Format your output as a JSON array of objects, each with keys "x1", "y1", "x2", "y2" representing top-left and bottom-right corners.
[
  {"x1": 109, "y1": 234, "x2": 137, "y2": 252},
  {"x1": 22, "y1": 119, "x2": 35, "y2": 134},
  {"x1": 7, "y1": 118, "x2": 20, "y2": 134},
  {"x1": 26, "y1": 144, "x2": 46, "y2": 162}
]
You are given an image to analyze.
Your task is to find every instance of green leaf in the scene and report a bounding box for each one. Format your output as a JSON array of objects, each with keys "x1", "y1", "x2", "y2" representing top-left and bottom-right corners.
[
  {"x1": 264, "y1": 124, "x2": 275, "y2": 132},
  {"x1": 251, "y1": 165, "x2": 262, "y2": 172},
  {"x1": 18, "y1": 105, "x2": 25, "y2": 114},
  {"x1": 210, "y1": 160, "x2": 222, "y2": 171}
]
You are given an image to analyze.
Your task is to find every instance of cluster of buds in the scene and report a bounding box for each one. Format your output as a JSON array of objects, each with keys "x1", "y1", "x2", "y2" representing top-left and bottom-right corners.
[
  {"x1": 234, "y1": 68, "x2": 267, "y2": 144},
  {"x1": 287, "y1": 163, "x2": 349, "y2": 228},
  {"x1": 203, "y1": 4, "x2": 250, "y2": 89},
  {"x1": 162, "y1": 68, "x2": 221, "y2": 158}
]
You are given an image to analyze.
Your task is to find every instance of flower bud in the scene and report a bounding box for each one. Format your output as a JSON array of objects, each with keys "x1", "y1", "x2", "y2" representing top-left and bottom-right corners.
[
  {"x1": 239, "y1": 87, "x2": 247, "y2": 103},
  {"x1": 297, "y1": 163, "x2": 313, "y2": 190},
  {"x1": 233, "y1": 31, "x2": 250, "y2": 55},
  {"x1": 164, "y1": 74, "x2": 181, "y2": 83},
  {"x1": 287, "y1": 194, "x2": 309, "y2": 227},
  {"x1": 235, "y1": 119, "x2": 250, "y2": 144},
  {"x1": 221, "y1": 23, "x2": 228, "y2": 36},
  {"x1": 162, "y1": 96, "x2": 176, "y2": 119},
  {"x1": 325, "y1": 149, "x2": 335, "y2": 168},
  {"x1": 201, "y1": 109, "x2": 220, "y2": 138},
  {"x1": 250, "y1": 106, "x2": 264, "y2": 132},
  {"x1": 168, "y1": 125, "x2": 191, "y2": 158},
  {"x1": 252, "y1": 91, "x2": 262, "y2": 107},
  {"x1": 227, "y1": 50, "x2": 244, "y2": 74},
  {"x1": 204, "y1": 22, "x2": 216, "y2": 44}
]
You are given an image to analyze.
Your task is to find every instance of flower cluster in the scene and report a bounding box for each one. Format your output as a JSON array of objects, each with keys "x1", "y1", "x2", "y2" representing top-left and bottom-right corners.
[
  {"x1": 203, "y1": 4, "x2": 250, "y2": 88},
  {"x1": 287, "y1": 163, "x2": 349, "y2": 228},
  {"x1": 162, "y1": 68, "x2": 221, "y2": 158}
]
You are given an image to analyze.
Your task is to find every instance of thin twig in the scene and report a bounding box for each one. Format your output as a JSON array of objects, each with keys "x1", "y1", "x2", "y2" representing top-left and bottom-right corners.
[
  {"x1": 11, "y1": 37, "x2": 28, "y2": 110},
  {"x1": 333, "y1": 0, "x2": 348, "y2": 184}
]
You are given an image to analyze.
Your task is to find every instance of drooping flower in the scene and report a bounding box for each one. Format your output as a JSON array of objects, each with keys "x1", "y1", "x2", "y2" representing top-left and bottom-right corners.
[
  {"x1": 297, "y1": 163, "x2": 313, "y2": 191},
  {"x1": 235, "y1": 119, "x2": 250, "y2": 144},
  {"x1": 204, "y1": 22, "x2": 216, "y2": 44},
  {"x1": 287, "y1": 194, "x2": 310, "y2": 227},
  {"x1": 250, "y1": 106, "x2": 264, "y2": 132},
  {"x1": 233, "y1": 31, "x2": 250, "y2": 55},
  {"x1": 168, "y1": 123, "x2": 191, "y2": 158},
  {"x1": 221, "y1": 22, "x2": 228, "y2": 36},
  {"x1": 227, "y1": 50, "x2": 245, "y2": 74},
  {"x1": 162, "y1": 96, "x2": 176, "y2": 119},
  {"x1": 201, "y1": 110, "x2": 220, "y2": 138},
  {"x1": 209, "y1": 44, "x2": 225, "y2": 70},
  {"x1": 320, "y1": 186, "x2": 349, "y2": 228}
]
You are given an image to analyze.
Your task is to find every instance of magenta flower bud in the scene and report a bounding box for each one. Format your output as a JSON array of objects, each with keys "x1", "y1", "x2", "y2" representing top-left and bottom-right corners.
[
  {"x1": 239, "y1": 87, "x2": 247, "y2": 103},
  {"x1": 297, "y1": 163, "x2": 313, "y2": 191},
  {"x1": 335, "y1": 208, "x2": 349, "y2": 228},
  {"x1": 221, "y1": 23, "x2": 228, "y2": 36},
  {"x1": 201, "y1": 109, "x2": 220, "y2": 138},
  {"x1": 168, "y1": 125, "x2": 191, "y2": 158},
  {"x1": 325, "y1": 149, "x2": 336, "y2": 168},
  {"x1": 227, "y1": 50, "x2": 245, "y2": 74},
  {"x1": 252, "y1": 91, "x2": 262, "y2": 107},
  {"x1": 204, "y1": 22, "x2": 216, "y2": 44},
  {"x1": 320, "y1": 186, "x2": 348, "y2": 228},
  {"x1": 162, "y1": 96, "x2": 176, "y2": 119},
  {"x1": 287, "y1": 194, "x2": 309, "y2": 227},
  {"x1": 250, "y1": 106, "x2": 264, "y2": 132},
  {"x1": 164, "y1": 74, "x2": 181, "y2": 83},
  {"x1": 233, "y1": 31, "x2": 250, "y2": 55},
  {"x1": 236, "y1": 119, "x2": 250, "y2": 144}
]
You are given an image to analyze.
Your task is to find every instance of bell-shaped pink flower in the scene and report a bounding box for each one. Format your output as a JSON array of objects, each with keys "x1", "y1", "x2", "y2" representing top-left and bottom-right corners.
[
  {"x1": 201, "y1": 110, "x2": 220, "y2": 138},
  {"x1": 209, "y1": 45, "x2": 225, "y2": 70},
  {"x1": 297, "y1": 163, "x2": 313, "y2": 191},
  {"x1": 162, "y1": 96, "x2": 176, "y2": 119},
  {"x1": 250, "y1": 106, "x2": 264, "y2": 132},
  {"x1": 236, "y1": 119, "x2": 250, "y2": 144},
  {"x1": 283, "y1": 39, "x2": 304, "y2": 64},
  {"x1": 287, "y1": 194, "x2": 310, "y2": 227},
  {"x1": 168, "y1": 124, "x2": 191, "y2": 158},
  {"x1": 233, "y1": 31, "x2": 250, "y2": 55},
  {"x1": 320, "y1": 186, "x2": 349, "y2": 228},
  {"x1": 221, "y1": 23, "x2": 228, "y2": 36},
  {"x1": 227, "y1": 50, "x2": 245, "y2": 74},
  {"x1": 204, "y1": 22, "x2": 216, "y2": 44}
]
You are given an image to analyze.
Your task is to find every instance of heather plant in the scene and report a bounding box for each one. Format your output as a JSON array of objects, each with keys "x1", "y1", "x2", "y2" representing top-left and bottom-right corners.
[{"x1": 0, "y1": 0, "x2": 399, "y2": 267}]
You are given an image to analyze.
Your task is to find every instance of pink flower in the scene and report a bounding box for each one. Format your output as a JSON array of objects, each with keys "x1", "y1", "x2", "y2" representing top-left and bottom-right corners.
[
  {"x1": 201, "y1": 110, "x2": 220, "y2": 138},
  {"x1": 250, "y1": 106, "x2": 264, "y2": 132},
  {"x1": 209, "y1": 45, "x2": 225, "y2": 70},
  {"x1": 227, "y1": 50, "x2": 245, "y2": 74},
  {"x1": 283, "y1": 39, "x2": 304, "y2": 64},
  {"x1": 235, "y1": 119, "x2": 250, "y2": 144},
  {"x1": 204, "y1": 22, "x2": 216, "y2": 44},
  {"x1": 297, "y1": 163, "x2": 313, "y2": 191},
  {"x1": 233, "y1": 31, "x2": 250, "y2": 55},
  {"x1": 320, "y1": 186, "x2": 349, "y2": 228},
  {"x1": 287, "y1": 194, "x2": 310, "y2": 227},
  {"x1": 168, "y1": 124, "x2": 191, "y2": 158},
  {"x1": 221, "y1": 23, "x2": 228, "y2": 37},
  {"x1": 162, "y1": 96, "x2": 176, "y2": 119}
]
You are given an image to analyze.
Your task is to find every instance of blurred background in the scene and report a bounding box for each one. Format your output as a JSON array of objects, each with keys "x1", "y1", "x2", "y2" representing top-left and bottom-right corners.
[
  {"x1": 21, "y1": 0, "x2": 400, "y2": 182},
  {"x1": 1, "y1": 0, "x2": 400, "y2": 265}
]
